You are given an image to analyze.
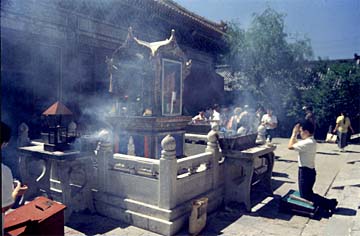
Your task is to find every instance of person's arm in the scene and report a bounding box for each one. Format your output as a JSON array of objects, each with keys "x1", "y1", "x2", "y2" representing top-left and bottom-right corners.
[
  {"x1": 2, "y1": 181, "x2": 28, "y2": 213},
  {"x1": 288, "y1": 124, "x2": 300, "y2": 149},
  {"x1": 349, "y1": 124, "x2": 354, "y2": 133},
  {"x1": 333, "y1": 123, "x2": 339, "y2": 133},
  {"x1": 269, "y1": 116, "x2": 278, "y2": 129},
  {"x1": 333, "y1": 117, "x2": 340, "y2": 133},
  {"x1": 261, "y1": 115, "x2": 266, "y2": 125},
  {"x1": 269, "y1": 121, "x2": 277, "y2": 129},
  {"x1": 348, "y1": 119, "x2": 355, "y2": 133},
  {"x1": 12, "y1": 180, "x2": 27, "y2": 199}
]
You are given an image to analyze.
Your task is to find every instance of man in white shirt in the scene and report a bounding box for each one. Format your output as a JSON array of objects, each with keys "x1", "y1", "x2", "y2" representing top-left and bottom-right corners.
[
  {"x1": 210, "y1": 104, "x2": 221, "y2": 127},
  {"x1": 288, "y1": 120, "x2": 337, "y2": 216},
  {"x1": 261, "y1": 109, "x2": 278, "y2": 142}
]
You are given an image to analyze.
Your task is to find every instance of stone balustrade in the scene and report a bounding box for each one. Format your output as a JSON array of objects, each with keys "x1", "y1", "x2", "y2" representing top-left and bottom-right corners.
[
  {"x1": 112, "y1": 153, "x2": 160, "y2": 178},
  {"x1": 17, "y1": 123, "x2": 275, "y2": 236},
  {"x1": 93, "y1": 128, "x2": 224, "y2": 236}
]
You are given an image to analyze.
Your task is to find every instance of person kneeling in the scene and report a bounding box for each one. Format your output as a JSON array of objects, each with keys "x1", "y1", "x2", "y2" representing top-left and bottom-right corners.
[{"x1": 288, "y1": 120, "x2": 337, "y2": 216}]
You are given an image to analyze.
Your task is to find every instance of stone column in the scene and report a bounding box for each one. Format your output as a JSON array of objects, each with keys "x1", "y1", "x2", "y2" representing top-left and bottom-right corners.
[
  {"x1": 96, "y1": 141, "x2": 113, "y2": 193},
  {"x1": 205, "y1": 124, "x2": 220, "y2": 188},
  {"x1": 158, "y1": 135, "x2": 177, "y2": 209}
]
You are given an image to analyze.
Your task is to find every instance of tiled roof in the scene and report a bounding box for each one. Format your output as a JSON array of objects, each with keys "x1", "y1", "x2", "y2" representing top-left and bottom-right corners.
[
  {"x1": 155, "y1": 0, "x2": 226, "y2": 35},
  {"x1": 57, "y1": 0, "x2": 226, "y2": 37},
  {"x1": 42, "y1": 101, "x2": 73, "y2": 115}
]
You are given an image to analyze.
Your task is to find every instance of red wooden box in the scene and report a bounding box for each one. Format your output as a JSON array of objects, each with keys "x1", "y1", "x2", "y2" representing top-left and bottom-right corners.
[{"x1": 4, "y1": 196, "x2": 66, "y2": 236}]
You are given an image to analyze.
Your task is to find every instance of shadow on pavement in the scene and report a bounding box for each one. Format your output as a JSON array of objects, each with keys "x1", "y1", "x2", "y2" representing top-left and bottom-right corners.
[
  {"x1": 272, "y1": 179, "x2": 295, "y2": 190},
  {"x1": 65, "y1": 211, "x2": 131, "y2": 235},
  {"x1": 334, "y1": 207, "x2": 357, "y2": 216},
  {"x1": 276, "y1": 159, "x2": 297, "y2": 163},
  {"x1": 190, "y1": 177, "x2": 297, "y2": 235},
  {"x1": 347, "y1": 160, "x2": 360, "y2": 164},
  {"x1": 344, "y1": 150, "x2": 360, "y2": 154},
  {"x1": 272, "y1": 171, "x2": 289, "y2": 178},
  {"x1": 316, "y1": 151, "x2": 339, "y2": 155},
  {"x1": 249, "y1": 195, "x2": 293, "y2": 221},
  {"x1": 191, "y1": 202, "x2": 245, "y2": 236}
]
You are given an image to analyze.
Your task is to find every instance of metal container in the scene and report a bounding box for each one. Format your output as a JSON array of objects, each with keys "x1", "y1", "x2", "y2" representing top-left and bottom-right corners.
[{"x1": 218, "y1": 133, "x2": 258, "y2": 153}]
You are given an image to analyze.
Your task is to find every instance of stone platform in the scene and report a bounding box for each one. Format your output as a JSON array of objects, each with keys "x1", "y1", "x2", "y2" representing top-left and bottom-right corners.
[{"x1": 65, "y1": 138, "x2": 360, "y2": 236}]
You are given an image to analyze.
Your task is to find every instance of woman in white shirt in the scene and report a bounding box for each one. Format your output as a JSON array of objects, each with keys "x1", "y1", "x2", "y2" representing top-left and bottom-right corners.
[{"x1": 1, "y1": 122, "x2": 27, "y2": 234}]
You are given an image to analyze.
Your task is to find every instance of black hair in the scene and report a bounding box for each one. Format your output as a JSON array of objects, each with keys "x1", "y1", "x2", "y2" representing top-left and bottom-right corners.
[
  {"x1": 213, "y1": 104, "x2": 220, "y2": 110},
  {"x1": 340, "y1": 111, "x2": 347, "y2": 125},
  {"x1": 299, "y1": 119, "x2": 314, "y2": 135},
  {"x1": 1, "y1": 121, "x2": 12, "y2": 145}
]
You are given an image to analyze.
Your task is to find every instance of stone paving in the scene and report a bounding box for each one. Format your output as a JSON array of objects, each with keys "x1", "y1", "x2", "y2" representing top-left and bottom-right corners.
[{"x1": 65, "y1": 138, "x2": 360, "y2": 236}]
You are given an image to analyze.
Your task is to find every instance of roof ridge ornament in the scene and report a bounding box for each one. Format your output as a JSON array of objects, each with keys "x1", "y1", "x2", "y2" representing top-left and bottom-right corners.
[{"x1": 134, "y1": 29, "x2": 176, "y2": 56}]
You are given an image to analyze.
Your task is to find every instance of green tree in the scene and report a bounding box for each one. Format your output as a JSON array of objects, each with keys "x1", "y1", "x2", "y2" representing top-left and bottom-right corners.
[
  {"x1": 221, "y1": 7, "x2": 314, "y2": 136},
  {"x1": 301, "y1": 61, "x2": 360, "y2": 138}
]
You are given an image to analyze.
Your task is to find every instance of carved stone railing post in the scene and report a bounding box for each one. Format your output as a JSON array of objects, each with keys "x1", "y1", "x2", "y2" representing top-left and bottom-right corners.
[
  {"x1": 96, "y1": 141, "x2": 113, "y2": 193},
  {"x1": 158, "y1": 135, "x2": 177, "y2": 209},
  {"x1": 17, "y1": 123, "x2": 30, "y2": 147},
  {"x1": 205, "y1": 124, "x2": 220, "y2": 188},
  {"x1": 127, "y1": 136, "x2": 135, "y2": 156}
]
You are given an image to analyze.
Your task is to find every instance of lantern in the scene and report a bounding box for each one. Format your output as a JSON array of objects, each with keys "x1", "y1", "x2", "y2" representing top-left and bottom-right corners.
[{"x1": 42, "y1": 101, "x2": 73, "y2": 152}]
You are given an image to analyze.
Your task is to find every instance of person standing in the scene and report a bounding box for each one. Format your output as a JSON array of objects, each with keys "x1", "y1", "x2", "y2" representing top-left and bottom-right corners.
[
  {"x1": 1, "y1": 122, "x2": 27, "y2": 235},
  {"x1": 261, "y1": 108, "x2": 278, "y2": 142},
  {"x1": 288, "y1": 120, "x2": 337, "y2": 215},
  {"x1": 333, "y1": 111, "x2": 354, "y2": 152},
  {"x1": 192, "y1": 111, "x2": 207, "y2": 123},
  {"x1": 256, "y1": 106, "x2": 266, "y2": 125},
  {"x1": 227, "y1": 107, "x2": 242, "y2": 132},
  {"x1": 210, "y1": 104, "x2": 221, "y2": 127},
  {"x1": 303, "y1": 106, "x2": 316, "y2": 131}
]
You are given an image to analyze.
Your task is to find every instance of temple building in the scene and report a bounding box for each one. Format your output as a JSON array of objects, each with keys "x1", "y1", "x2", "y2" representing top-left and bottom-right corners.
[{"x1": 1, "y1": 0, "x2": 227, "y2": 137}]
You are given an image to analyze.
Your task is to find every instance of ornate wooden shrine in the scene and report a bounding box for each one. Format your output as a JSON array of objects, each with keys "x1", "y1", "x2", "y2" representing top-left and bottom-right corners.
[{"x1": 106, "y1": 28, "x2": 192, "y2": 158}]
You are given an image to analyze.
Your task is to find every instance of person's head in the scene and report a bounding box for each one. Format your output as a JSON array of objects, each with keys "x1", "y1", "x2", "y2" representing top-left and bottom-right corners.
[
  {"x1": 234, "y1": 107, "x2": 242, "y2": 116},
  {"x1": 298, "y1": 119, "x2": 314, "y2": 138},
  {"x1": 302, "y1": 105, "x2": 313, "y2": 113},
  {"x1": 199, "y1": 111, "x2": 205, "y2": 116},
  {"x1": 256, "y1": 106, "x2": 265, "y2": 113},
  {"x1": 1, "y1": 121, "x2": 12, "y2": 149},
  {"x1": 266, "y1": 108, "x2": 273, "y2": 115},
  {"x1": 213, "y1": 104, "x2": 220, "y2": 112},
  {"x1": 340, "y1": 111, "x2": 347, "y2": 117}
]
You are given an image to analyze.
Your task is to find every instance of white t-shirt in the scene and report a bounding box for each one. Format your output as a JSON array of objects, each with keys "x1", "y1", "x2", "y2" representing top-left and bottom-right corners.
[
  {"x1": 261, "y1": 114, "x2": 278, "y2": 130},
  {"x1": 292, "y1": 137, "x2": 316, "y2": 169},
  {"x1": 212, "y1": 110, "x2": 220, "y2": 121},
  {"x1": 2, "y1": 163, "x2": 14, "y2": 234}
]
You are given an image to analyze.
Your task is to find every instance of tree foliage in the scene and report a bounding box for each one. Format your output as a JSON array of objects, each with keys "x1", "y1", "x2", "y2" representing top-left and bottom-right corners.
[
  {"x1": 221, "y1": 8, "x2": 360, "y2": 139},
  {"x1": 301, "y1": 61, "x2": 360, "y2": 138},
  {"x1": 220, "y1": 7, "x2": 314, "y2": 136}
]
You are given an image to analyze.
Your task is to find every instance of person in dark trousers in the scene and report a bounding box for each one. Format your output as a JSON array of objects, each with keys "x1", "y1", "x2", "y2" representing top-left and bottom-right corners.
[
  {"x1": 288, "y1": 120, "x2": 337, "y2": 216},
  {"x1": 261, "y1": 108, "x2": 278, "y2": 142},
  {"x1": 333, "y1": 111, "x2": 354, "y2": 152}
]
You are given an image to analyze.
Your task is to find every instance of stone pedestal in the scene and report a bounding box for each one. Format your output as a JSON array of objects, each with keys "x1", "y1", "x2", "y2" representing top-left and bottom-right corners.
[
  {"x1": 224, "y1": 145, "x2": 276, "y2": 211},
  {"x1": 18, "y1": 142, "x2": 94, "y2": 222}
]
